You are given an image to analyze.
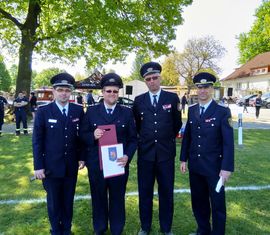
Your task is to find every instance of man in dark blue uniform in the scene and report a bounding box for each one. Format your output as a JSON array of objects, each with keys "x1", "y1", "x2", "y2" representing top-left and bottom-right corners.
[
  {"x1": 180, "y1": 72, "x2": 234, "y2": 235},
  {"x1": 13, "y1": 91, "x2": 28, "y2": 135},
  {"x1": 80, "y1": 73, "x2": 137, "y2": 235},
  {"x1": 32, "y1": 73, "x2": 85, "y2": 235},
  {"x1": 0, "y1": 92, "x2": 8, "y2": 137},
  {"x1": 133, "y1": 62, "x2": 182, "y2": 235}
]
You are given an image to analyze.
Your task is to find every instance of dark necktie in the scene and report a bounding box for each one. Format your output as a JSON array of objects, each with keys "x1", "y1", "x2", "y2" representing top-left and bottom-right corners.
[
  {"x1": 153, "y1": 95, "x2": 158, "y2": 108},
  {"x1": 62, "y1": 108, "x2": 67, "y2": 121},
  {"x1": 200, "y1": 106, "x2": 205, "y2": 118},
  {"x1": 107, "y1": 108, "x2": 113, "y2": 115}
]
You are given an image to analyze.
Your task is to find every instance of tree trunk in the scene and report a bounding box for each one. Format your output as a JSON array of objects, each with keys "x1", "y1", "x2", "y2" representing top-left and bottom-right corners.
[
  {"x1": 16, "y1": 35, "x2": 35, "y2": 97},
  {"x1": 15, "y1": 0, "x2": 41, "y2": 97}
]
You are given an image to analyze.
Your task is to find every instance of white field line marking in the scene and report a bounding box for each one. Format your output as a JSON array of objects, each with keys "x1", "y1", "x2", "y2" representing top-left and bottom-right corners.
[{"x1": 1, "y1": 185, "x2": 270, "y2": 205}]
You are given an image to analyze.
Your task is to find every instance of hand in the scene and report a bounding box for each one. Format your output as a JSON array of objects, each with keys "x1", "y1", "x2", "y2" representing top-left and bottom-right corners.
[
  {"x1": 180, "y1": 161, "x2": 187, "y2": 173},
  {"x1": 34, "y1": 169, "x2": 46, "y2": 180},
  {"x1": 219, "y1": 170, "x2": 232, "y2": 184},
  {"x1": 78, "y1": 161, "x2": 85, "y2": 170},
  {"x1": 117, "y1": 155, "x2": 128, "y2": 168},
  {"x1": 94, "y1": 128, "x2": 104, "y2": 140}
]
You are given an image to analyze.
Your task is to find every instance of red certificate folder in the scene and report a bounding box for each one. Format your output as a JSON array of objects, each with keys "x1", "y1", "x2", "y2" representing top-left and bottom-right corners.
[{"x1": 97, "y1": 124, "x2": 118, "y2": 170}]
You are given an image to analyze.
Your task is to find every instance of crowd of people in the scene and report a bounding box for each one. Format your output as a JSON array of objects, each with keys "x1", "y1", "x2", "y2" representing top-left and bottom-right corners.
[{"x1": 31, "y1": 62, "x2": 235, "y2": 235}]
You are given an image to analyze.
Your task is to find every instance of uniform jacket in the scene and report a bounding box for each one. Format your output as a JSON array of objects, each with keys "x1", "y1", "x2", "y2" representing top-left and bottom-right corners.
[
  {"x1": 133, "y1": 90, "x2": 182, "y2": 162},
  {"x1": 32, "y1": 102, "x2": 84, "y2": 177},
  {"x1": 79, "y1": 103, "x2": 137, "y2": 165},
  {"x1": 180, "y1": 101, "x2": 234, "y2": 176},
  {"x1": 14, "y1": 97, "x2": 28, "y2": 113},
  {"x1": 0, "y1": 96, "x2": 7, "y2": 111}
]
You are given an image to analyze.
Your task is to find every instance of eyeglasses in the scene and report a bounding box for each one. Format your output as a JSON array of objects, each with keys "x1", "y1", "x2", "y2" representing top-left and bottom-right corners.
[
  {"x1": 55, "y1": 88, "x2": 72, "y2": 93},
  {"x1": 104, "y1": 90, "x2": 119, "y2": 94},
  {"x1": 144, "y1": 76, "x2": 160, "y2": 82}
]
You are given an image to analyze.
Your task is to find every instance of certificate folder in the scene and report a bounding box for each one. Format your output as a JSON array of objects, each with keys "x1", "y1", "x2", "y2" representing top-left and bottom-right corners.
[
  {"x1": 101, "y1": 143, "x2": 125, "y2": 178},
  {"x1": 98, "y1": 124, "x2": 118, "y2": 170}
]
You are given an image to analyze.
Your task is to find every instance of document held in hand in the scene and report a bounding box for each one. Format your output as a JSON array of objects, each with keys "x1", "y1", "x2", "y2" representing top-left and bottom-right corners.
[
  {"x1": 215, "y1": 176, "x2": 223, "y2": 193},
  {"x1": 98, "y1": 124, "x2": 118, "y2": 170},
  {"x1": 101, "y1": 143, "x2": 125, "y2": 178}
]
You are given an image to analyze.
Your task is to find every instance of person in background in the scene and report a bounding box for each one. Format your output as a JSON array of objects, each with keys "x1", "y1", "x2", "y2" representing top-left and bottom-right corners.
[
  {"x1": 255, "y1": 92, "x2": 262, "y2": 119},
  {"x1": 80, "y1": 73, "x2": 137, "y2": 235},
  {"x1": 76, "y1": 92, "x2": 83, "y2": 105},
  {"x1": 243, "y1": 97, "x2": 249, "y2": 113},
  {"x1": 0, "y1": 92, "x2": 8, "y2": 137},
  {"x1": 86, "y1": 89, "x2": 95, "y2": 106},
  {"x1": 13, "y1": 91, "x2": 28, "y2": 135},
  {"x1": 181, "y1": 93, "x2": 188, "y2": 114},
  {"x1": 180, "y1": 72, "x2": 234, "y2": 235},
  {"x1": 32, "y1": 73, "x2": 85, "y2": 235},
  {"x1": 133, "y1": 62, "x2": 182, "y2": 235},
  {"x1": 29, "y1": 92, "x2": 38, "y2": 121}
]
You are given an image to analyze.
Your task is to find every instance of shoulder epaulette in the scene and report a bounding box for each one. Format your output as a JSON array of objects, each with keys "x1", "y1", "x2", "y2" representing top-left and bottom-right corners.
[
  {"x1": 218, "y1": 103, "x2": 228, "y2": 108},
  {"x1": 189, "y1": 103, "x2": 198, "y2": 107}
]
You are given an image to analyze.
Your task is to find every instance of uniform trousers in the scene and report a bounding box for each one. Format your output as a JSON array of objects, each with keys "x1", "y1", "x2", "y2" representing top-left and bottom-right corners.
[
  {"x1": 15, "y1": 110, "x2": 28, "y2": 132},
  {"x1": 0, "y1": 110, "x2": 4, "y2": 133},
  {"x1": 138, "y1": 158, "x2": 175, "y2": 233},
  {"x1": 189, "y1": 172, "x2": 226, "y2": 235},
  {"x1": 87, "y1": 161, "x2": 129, "y2": 235},
  {"x1": 42, "y1": 177, "x2": 77, "y2": 235}
]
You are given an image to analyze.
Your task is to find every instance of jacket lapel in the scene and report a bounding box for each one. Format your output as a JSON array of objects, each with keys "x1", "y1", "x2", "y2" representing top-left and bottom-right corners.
[
  {"x1": 50, "y1": 102, "x2": 65, "y2": 127},
  {"x1": 144, "y1": 92, "x2": 155, "y2": 112},
  {"x1": 201, "y1": 100, "x2": 217, "y2": 120},
  {"x1": 99, "y1": 102, "x2": 112, "y2": 123}
]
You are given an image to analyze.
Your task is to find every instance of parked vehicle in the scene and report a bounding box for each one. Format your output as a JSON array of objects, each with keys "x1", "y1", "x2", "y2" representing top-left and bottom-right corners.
[
  {"x1": 236, "y1": 94, "x2": 257, "y2": 106},
  {"x1": 34, "y1": 88, "x2": 86, "y2": 107},
  {"x1": 97, "y1": 96, "x2": 134, "y2": 108},
  {"x1": 263, "y1": 97, "x2": 270, "y2": 109},
  {"x1": 249, "y1": 92, "x2": 270, "y2": 107}
]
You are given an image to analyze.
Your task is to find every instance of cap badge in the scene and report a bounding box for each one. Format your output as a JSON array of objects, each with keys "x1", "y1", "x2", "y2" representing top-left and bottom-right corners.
[
  {"x1": 147, "y1": 67, "x2": 153, "y2": 72},
  {"x1": 200, "y1": 79, "x2": 207, "y2": 83},
  {"x1": 61, "y1": 80, "x2": 68, "y2": 84},
  {"x1": 109, "y1": 78, "x2": 116, "y2": 82}
]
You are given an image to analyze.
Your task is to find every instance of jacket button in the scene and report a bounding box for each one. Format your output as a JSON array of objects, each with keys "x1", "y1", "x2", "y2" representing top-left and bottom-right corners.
[
  {"x1": 155, "y1": 140, "x2": 157, "y2": 143},
  {"x1": 198, "y1": 154, "x2": 201, "y2": 157}
]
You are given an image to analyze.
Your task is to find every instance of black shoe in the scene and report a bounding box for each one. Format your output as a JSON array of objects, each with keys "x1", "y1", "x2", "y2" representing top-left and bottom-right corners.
[
  {"x1": 16, "y1": 132, "x2": 20, "y2": 136},
  {"x1": 138, "y1": 228, "x2": 149, "y2": 235}
]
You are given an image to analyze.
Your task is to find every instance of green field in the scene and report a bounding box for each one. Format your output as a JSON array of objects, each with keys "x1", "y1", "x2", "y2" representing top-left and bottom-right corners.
[{"x1": 0, "y1": 130, "x2": 270, "y2": 235}]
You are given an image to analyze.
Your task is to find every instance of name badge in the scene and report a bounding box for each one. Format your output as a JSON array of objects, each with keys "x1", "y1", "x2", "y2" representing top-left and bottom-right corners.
[
  {"x1": 48, "y1": 119, "x2": 57, "y2": 123},
  {"x1": 72, "y1": 118, "x2": 79, "y2": 122}
]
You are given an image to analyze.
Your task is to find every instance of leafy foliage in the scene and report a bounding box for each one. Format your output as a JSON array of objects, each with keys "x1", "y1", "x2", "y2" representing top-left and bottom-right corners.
[
  {"x1": 0, "y1": 0, "x2": 193, "y2": 94},
  {"x1": 130, "y1": 52, "x2": 151, "y2": 81},
  {"x1": 0, "y1": 55, "x2": 12, "y2": 91},
  {"x1": 32, "y1": 67, "x2": 65, "y2": 89},
  {"x1": 161, "y1": 54, "x2": 180, "y2": 86},
  {"x1": 173, "y1": 36, "x2": 225, "y2": 91},
  {"x1": 237, "y1": 0, "x2": 270, "y2": 64}
]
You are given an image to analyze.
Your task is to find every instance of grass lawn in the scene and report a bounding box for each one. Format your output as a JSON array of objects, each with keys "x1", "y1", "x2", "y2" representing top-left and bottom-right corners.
[{"x1": 0, "y1": 130, "x2": 270, "y2": 235}]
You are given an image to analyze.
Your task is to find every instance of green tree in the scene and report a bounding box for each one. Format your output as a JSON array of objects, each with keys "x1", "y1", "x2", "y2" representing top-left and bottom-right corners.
[
  {"x1": 0, "y1": 55, "x2": 12, "y2": 91},
  {"x1": 0, "y1": 0, "x2": 192, "y2": 96},
  {"x1": 237, "y1": 1, "x2": 270, "y2": 64},
  {"x1": 161, "y1": 54, "x2": 179, "y2": 86},
  {"x1": 8, "y1": 64, "x2": 18, "y2": 92},
  {"x1": 130, "y1": 52, "x2": 151, "y2": 81},
  {"x1": 33, "y1": 67, "x2": 64, "y2": 89},
  {"x1": 174, "y1": 36, "x2": 225, "y2": 92}
]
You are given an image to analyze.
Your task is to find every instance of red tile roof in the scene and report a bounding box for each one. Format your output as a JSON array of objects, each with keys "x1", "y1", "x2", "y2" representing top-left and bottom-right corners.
[{"x1": 222, "y1": 51, "x2": 270, "y2": 81}]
